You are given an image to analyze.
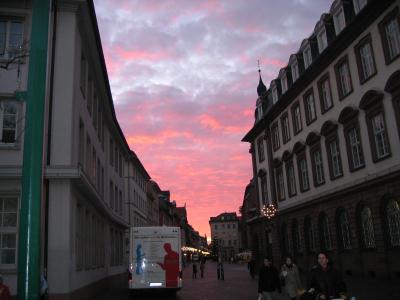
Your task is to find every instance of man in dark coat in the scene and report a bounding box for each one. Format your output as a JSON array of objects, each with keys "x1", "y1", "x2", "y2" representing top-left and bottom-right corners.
[
  {"x1": 258, "y1": 258, "x2": 281, "y2": 300},
  {"x1": 306, "y1": 252, "x2": 347, "y2": 300}
]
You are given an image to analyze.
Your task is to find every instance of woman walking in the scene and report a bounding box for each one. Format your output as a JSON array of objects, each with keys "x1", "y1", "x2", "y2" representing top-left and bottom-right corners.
[{"x1": 280, "y1": 256, "x2": 302, "y2": 300}]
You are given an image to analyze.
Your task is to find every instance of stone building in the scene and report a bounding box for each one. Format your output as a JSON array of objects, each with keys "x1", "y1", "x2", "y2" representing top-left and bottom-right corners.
[
  {"x1": 209, "y1": 212, "x2": 241, "y2": 260},
  {"x1": 243, "y1": 0, "x2": 400, "y2": 278}
]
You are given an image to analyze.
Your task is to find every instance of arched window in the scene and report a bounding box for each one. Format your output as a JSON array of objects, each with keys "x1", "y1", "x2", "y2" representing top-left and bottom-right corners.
[
  {"x1": 292, "y1": 220, "x2": 303, "y2": 253},
  {"x1": 386, "y1": 200, "x2": 400, "y2": 246},
  {"x1": 304, "y1": 217, "x2": 316, "y2": 252},
  {"x1": 319, "y1": 213, "x2": 333, "y2": 250},
  {"x1": 337, "y1": 209, "x2": 352, "y2": 249},
  {"x1": 361, "y1": 206, "x2": 376, "y2": 248},
  {"x1": 281, "y1": 223, "x2": 291, "y2": 255}
]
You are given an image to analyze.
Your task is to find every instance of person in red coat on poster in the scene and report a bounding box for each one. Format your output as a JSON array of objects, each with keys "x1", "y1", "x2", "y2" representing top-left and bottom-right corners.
[
  {"x1": 158, "y1": 243, "x2": 180, "y2": 288},
  {"x1": 0, "y1": 275, "x2": 11, "y2": 300}
]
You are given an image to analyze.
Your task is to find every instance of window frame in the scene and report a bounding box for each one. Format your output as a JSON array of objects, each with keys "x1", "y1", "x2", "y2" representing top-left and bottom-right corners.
[
  {"x1": 337, "y1": 209, "x2": 352, "y2": 250},
  {"x1": 318, "y1": 73, "x2": 334, "y2": 114},
  {"x1": 281, "y1": 112, "x2": 291, "y2": 144},
  {"x1": 291, "y1": 101, "x2": 303, "y2": 135},
  {"x1": 303, "y1": 45, "x2": 312, "y2": 69},
  {"x1": 354, "y1": 33, "x2": 377, "y2": 84},
  {"x1": 353, "y1": 0, "x2": 367, "y2": 14},
  {"x1": 365, "y1": 105, "x2": 391, "y2": 162},
  {"x1": 275, "y1": 165, "x2": 286, "y2": 202},
  {"x1": 310, "y1": 143, "x2": 325, "y2": 187},
  {"x1": 291, "y1": 60, "x2": 299, "y2": 82},
  {"x1": 303, "y1": 88, "x2": 317, "y2": 125},
  {"x1": 378, "y1": 7, "x2": 400, "y2": 65},
  {"x1": 319, "y1": 213, "x2": 333, "y2": 251},
  {"x1": 344, "y1": 120, "x2": 365, "y2": 172},
  {"x1": 334, "y1": 55, "x2": 353, "y2": 100},
  {"x1": 0, "y1": 195, "x2": 19, "y2": 269},
  {"x1": 257, "y1": 137, "x2": 265, "y2": 162},
  {"x1": 271, "y1": 122, "x2": 280, "y2": 151},
  {"x1": 0, "y1": 17, "x2": 25, "y2": 60},
  {"x1": 325, "y1": 134, "x2": 343, "y2": 180},
  {"x1": 297, "y1": 151, "x2": 310, "y2": 192},
  {"x1": 333, "y1": 6, "x2": 346, "y2": 35},
  {"x1": 317, "y1": 28, "x2": 328, "y2": 53},
  {"x1": 285, "y1": 159, "x2": 297, "y2": 197},
  {"x1": 0, "y1": 98, "x2": 20, "y2": 147}
]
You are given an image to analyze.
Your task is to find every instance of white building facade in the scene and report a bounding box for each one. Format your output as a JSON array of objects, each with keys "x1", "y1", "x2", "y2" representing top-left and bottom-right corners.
[{"x1": 0, "y1": 1, "x2": 147, "y2": 298}]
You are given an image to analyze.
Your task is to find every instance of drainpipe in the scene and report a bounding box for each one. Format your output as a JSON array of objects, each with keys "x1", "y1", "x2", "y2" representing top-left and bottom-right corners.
[{"x1": 17, "y1": 0, "x2": 51, "y2": 299}]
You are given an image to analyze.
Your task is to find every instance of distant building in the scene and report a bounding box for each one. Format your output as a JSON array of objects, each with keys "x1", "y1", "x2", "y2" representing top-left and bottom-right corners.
[
  {"x1": 243, "y1": 0, "x2": 400, "y2": 278},
  {"x1": 209, "y1": 212, "x2": 240, "y2": 260}
]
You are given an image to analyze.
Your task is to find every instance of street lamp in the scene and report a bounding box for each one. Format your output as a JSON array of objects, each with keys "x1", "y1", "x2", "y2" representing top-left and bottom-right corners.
[{"x1": 261, "y1": 203, "x2": 277, "y2": 220}]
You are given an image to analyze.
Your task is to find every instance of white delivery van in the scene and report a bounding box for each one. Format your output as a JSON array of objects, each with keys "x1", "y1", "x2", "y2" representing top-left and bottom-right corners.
[{"x1": 128, "y1": 226, "x2": 183, "y2": 292}]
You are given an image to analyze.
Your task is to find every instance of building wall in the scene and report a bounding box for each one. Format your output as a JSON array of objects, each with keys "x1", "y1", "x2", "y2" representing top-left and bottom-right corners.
[{"x1": 245, "y1": 0, "x2": 400, "y2": 276}]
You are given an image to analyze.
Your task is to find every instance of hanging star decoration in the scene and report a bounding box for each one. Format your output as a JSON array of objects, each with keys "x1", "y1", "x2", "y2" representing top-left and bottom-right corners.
[{"x1": 262, "y1": 204, "x2": 277, "y2": 220}]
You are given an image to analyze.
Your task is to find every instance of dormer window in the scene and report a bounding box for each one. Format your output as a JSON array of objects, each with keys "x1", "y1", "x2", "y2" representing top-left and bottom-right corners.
[
  {"x1": 317, "y1": 29, "x2": 328, "y2": 53},
  {"x1": 291, "y1": 60, "x2": 299, "y2": 82},
  {"x1": 272, "y1": 85, "x2": 279, "y2": 104},
  {"x1": 333, "y1": 6, "x2": 346, "y2": 34},
  {"x1": 353, "y1": 0, "x2": 367, "y2": 14},
  {"x1": 281, "y1": 74, "x2": 288, "y2": 94},
  {"x1": 303, "y1": 46, "x2": 312, "y2": 69}
]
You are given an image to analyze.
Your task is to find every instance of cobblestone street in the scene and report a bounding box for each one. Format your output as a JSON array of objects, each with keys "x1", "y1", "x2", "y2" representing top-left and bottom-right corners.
[{"x1": 93, "y1": 261, "x2": 400, "y2": 300}]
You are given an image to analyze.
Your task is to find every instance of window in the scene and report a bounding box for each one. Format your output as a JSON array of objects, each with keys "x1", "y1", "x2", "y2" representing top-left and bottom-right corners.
[
  {"x1": 318, "y1": 74, "x2": 333, "y2": 113},
  {"x1": 0, "y1": 197, "x2": 18, "y2": 267},
  {"x1": 355, "y1": 34, "x2": 377, "y2": 83},
  {"x1": 371, "y1": 112, "x2": 390, "y2": 159},
  {"x1": 272, "y1": 85, "x2": 279, "y2": 104},
  {"x1": 353, "y1": 0, "x2": 367, "y2": 14},
  {"x1": 286, "y1": 160, "x2": 296, "y2": 197},
  {"x1": 271, "y1": 122, "x2": 280, "y2": 151},
  {"x1": 337, "y1": 210, "x2": 352, "y2": 250},
  {"x1": 257, "y1": 101, "x2": 263, "y2": 121},
  {"x1": 0, "y1": 18, "x2": 24, "y2": 59},
  {"x1": 386, "y1": 200, "x2": 400, "y2": 247},
  {"x1": 311, "y1": 146, "x2": 325, "y2": 186},
  {"x1": 0, "y1": 100, "x2": 18, "y2": 144},
  {"x1": 281, "y1": 74, "x2": 288, "y2": 94},
  {"x1": 335, "y1": 56, "x2": 353, "y2": 99},
  {"x1": 320, "y1": 214, "x2": 333, "y2": 250},
  {"x1": 345, "y1": 125, "x2": 365, "y2": 171},
  {"x1": 281, "y1": 113, "x2": 291, "y2": 143},
  {"x1": 304, "y1": 217, "x2": 316, "y2": 253},
  {"x1": 257, "y1": 138, "x2": 265, "y2": 162},
  {"x1": 333, "y1": 6, "x2": 346, "y2": 34},
  {"x1": 361, "y1": 206, "x2": 375, "y2": 248},
  {"x1": 317, "y1": 29, "x2": 328, "y2": 53},
  {"x1": 297, "y1": 154, "x2": 310, "y2": 192},
  {"x1": 379, "y1": 8, "x2": 400, "y2": 64},
  {"x1": 291, "y1": 102, "x2": 303, "y2": 134},
  {"x1": 291, "y1": 61, "x2": 299, "y2": 82},
  {"x1": 292, "y1": 221, "x2": 303, "y2": 253},
  {"x1": 275, "y1": 167, "x2": 285, "y2": 201},
  {"x1": 303, "y1": 46, "x2": 312, "y2": 69},
  {"x1": 326, "y1": 136, "x2": 343, "y2": 179},
  {"x1": 304, "y1": 90, "x2": 317, "y2": 124},
  {"x1": 80, "y1": 54, "x2": 87, "y2": 96},
  {"x1": 260, "y1": 175, "x2": 268, "y2": 205}
]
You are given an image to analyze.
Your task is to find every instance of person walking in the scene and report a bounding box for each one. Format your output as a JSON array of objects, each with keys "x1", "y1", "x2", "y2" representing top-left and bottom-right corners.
[
  {"x1": 258, "y1": 257, "x2": 281, "y2": 300},
  {"x1": 200, "y1": 260, "x2": 205, "y2": 278},
  {"x1": 217, "y1": 256, "x2": 224, "y2": 280},
  {"x1": 0, "y1": 275, "x2": 11, "y2": 300},
  {"x1": 249, "y1": 259, "x2": 256, "y2": 279},
  {"x1": 192, "y1": 262, "x2": 198, "y2": 279},
  {"x1": 281, "y1": 256, "x2": 303, "y2": 300},
  {"x1": 302, "y1": 252, "x2": 347, "y2": 300}
]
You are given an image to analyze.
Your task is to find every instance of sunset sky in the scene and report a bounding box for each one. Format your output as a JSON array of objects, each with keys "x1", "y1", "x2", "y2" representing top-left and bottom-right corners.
[{"x1": 93, "y1": 0, "x2": 331, "y2": 239}]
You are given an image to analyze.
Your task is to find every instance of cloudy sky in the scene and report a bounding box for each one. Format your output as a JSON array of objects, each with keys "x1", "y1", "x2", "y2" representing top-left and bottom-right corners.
[{"x1": 93, "y1": 0, "x2": 332, "y2": 239}]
